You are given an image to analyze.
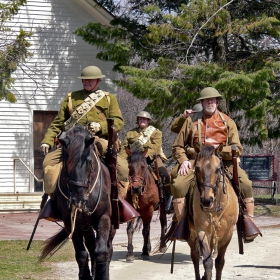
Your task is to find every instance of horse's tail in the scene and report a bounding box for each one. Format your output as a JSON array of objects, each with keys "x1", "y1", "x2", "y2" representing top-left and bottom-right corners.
[{"x1": 39, "y1": 228, "x2": 69, "y2": 262}]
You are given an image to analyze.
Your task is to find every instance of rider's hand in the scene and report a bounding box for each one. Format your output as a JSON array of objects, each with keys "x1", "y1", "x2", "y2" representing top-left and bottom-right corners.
[
  {"x1": 41, "y1": 144, "x2": 50, "y2": 155},
  {"x1": 87, "y1": 122, "x2": 101, "y2": 134},
  {"x1": 178, "y1": 160, "x2": 192, "y2": 176},
  {"x1": 182, "y1": 109, "x2": 193, "y2": 118}
]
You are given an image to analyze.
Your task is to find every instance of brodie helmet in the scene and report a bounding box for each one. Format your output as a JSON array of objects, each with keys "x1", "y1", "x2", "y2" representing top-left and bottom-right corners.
[
  {"x1": 196, "y1": 87, "x2": 223, "y2": 101},
  {"x1": 137, "y1": 111, "x2": 152, "y2": 120},
  {"x1": 77, "y1": 66, "x2": 106, "y2": 79},
  {"x1": 191, "y1": 103, "x2": 203, "y2": 112}
]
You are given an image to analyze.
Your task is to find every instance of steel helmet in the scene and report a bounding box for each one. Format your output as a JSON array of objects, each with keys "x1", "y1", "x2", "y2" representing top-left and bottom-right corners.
[
  {"x1": 77, "y1": 66, "x2": 106, "y2": 79},
  {"x1": 196, "y1": 87, "x2": 223, "y2": 101},
  {"x1": 137, "y1": 111, "x2": 152, "y2": 120},
  {"x1": 192, "y1": 103, "x2": 203, "y2": 112}
]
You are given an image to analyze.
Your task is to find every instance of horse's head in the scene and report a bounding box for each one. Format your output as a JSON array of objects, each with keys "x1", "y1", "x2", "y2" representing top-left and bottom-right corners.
[
  {"x1": 126, "y1": 148, "x2": 148, "y2": 192},
  {"x1": 59, "y1": 125, "x2": 96, "y2": 210},
  {"x1": 194, "y1": 144, "x2": 224, "y2": 211}
]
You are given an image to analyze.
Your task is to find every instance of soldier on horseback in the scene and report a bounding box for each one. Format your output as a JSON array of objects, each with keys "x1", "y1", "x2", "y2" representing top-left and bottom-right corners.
[
  {"x1": 40, "y1": 66, "x2": 130, "y2": 219},
  {"x1": 170, "y1": 87, "x2": 261, "y2": 243},
  {"x1": 119, "y1": 111, "x2": 171, "y2": 203}
]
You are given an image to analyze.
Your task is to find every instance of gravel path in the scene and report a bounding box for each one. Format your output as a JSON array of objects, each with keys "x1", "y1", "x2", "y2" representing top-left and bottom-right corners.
[{"x1": 1, "y1": 211, "x2": 279, "y2": 279}]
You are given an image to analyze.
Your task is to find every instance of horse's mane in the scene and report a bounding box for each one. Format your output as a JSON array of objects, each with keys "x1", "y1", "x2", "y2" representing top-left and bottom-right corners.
[
  {"x1": 197, "y1": 146, "x2": 215, "y2": 161},
  {"x1": 65, "y1": 125, "x2": 90, "y2": 172}
]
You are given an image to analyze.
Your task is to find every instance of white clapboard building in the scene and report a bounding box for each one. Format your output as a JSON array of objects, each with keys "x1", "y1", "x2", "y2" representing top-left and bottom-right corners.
[{"x1": 0, "y1": 0, "x2": 116, "y2": 210}]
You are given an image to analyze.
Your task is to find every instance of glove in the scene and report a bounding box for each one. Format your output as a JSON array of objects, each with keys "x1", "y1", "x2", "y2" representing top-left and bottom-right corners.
[
  {"x1": 87, "y1": 122, "x2": 101, "y2": 134},
  {"x1": 41, "y1": 144, "x2": 50, "y2": 155}
]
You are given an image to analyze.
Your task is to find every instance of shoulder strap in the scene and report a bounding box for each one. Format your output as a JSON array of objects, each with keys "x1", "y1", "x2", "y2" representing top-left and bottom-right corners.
[{"x1": 67, "y1": 92, "x2": 73, "y2": 115}]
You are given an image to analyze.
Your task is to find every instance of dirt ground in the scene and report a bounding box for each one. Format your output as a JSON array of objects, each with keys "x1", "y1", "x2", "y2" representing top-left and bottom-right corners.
[{"x1": 1, "y1": 211, "x2": 280, "y2": 279}]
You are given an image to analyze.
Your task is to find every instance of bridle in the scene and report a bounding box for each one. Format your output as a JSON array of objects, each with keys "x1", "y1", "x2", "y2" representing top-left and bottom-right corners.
[
  {"x1": 129, "y1": 174, "x2": 147, "y2": 194},
  {"x1": 195, "y1": 154, "x2": 227, "y2": 212}
]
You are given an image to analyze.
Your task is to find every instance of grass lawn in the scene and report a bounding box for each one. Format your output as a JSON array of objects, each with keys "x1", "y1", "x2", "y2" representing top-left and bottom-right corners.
[{"x1": 0, "y1": 240, "x2": 74, "y2": 280}]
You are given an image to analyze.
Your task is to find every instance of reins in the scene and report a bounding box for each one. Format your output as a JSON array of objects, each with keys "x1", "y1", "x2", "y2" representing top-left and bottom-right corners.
[{"x1": 58, "y1": 143, "x2": 103, "y2": 239}]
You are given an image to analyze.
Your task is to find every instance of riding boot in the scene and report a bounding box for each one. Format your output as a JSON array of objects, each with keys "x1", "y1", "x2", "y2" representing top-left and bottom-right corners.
[{"x1": 243, "y1": 197, "x2": 262, "y2": 243}]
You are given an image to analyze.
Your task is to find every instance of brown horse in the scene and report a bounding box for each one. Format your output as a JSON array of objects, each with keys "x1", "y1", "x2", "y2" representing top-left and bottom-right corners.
[
  {"x1": 124, "y1": 149, "x2": 168, "y2": 261},
  {"x1": 185, "y1": 145, "x2": 238, "y2": 280}
]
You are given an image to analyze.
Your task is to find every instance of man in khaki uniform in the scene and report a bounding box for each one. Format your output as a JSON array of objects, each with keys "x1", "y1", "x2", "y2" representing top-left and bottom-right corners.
[
  {"x1": 171, "y1": 87, "x2": 260, "y2": 242},
  {"x1": 119, "y1": 111, "x2": 171, "y2": 198},
  {"x1": 171, "y1": 103, "x2": 202, "y2": 134},
  {"x1": 41, "y1": 66, "x2": 129, "y2": 199}
]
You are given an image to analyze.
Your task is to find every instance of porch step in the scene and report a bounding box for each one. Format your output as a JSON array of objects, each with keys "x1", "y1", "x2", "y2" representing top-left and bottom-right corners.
[{"x1": 0, "y1": 193, "x2": 44, "y2": 212}]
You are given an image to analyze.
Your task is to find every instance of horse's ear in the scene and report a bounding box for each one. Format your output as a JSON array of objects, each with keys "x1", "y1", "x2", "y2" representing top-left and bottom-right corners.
[
  {"x1": 215, "y1": 143, "x2": 223, "y2": 155},
  {"x1": 125, "y1": 148, "x2": 132, "y2": 156},
  {"x1": 142, "y1": 148, "x2": 148, "y2": 156}
]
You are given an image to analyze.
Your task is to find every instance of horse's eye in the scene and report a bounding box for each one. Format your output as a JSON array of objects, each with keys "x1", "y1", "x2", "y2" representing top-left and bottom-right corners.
[{"x1": 195, "y1": 166, "x2": 200, "y2": 172}]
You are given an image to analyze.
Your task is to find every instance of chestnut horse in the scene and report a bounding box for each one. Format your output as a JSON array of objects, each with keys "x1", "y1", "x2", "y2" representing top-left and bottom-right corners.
[
  {"x1": 185, "y1": 145, "x2": 238, "y2": 280},
  {"x1": 125, "y1": 149, "x2": 168, "y2": 261},
  {"x1": 39, "y1": 125, "x2": 115, "y2": 280}
]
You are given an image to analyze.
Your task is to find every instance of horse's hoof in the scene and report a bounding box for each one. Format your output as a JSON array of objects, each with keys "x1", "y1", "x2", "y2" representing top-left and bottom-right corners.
[
  {"x1": 141, "y1": 254, "x2": 150, "y2": 260},
  {"x1": 126, "y1": 255, "x2": 135, "y2": 262},
  {"x1": 159, "y1": 245, "x2": 167, "y2": 253}
]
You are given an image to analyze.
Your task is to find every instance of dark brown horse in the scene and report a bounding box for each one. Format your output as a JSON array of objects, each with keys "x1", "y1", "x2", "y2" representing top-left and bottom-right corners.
[
  {"x1": 125, "y1": 149, "x2": 168, "y2": 261},
  {"x1": 39, "y1": 125, "x2": 115, "y2": 280},
  {"x1": 185, "y1": 145, "x2": 238, "y2": 280}
]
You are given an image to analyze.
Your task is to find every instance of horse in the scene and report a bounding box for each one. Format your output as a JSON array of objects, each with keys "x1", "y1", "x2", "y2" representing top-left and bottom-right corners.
[
  {"x1": 39, "y1": 124, "x2": 115, "y2": 280},
  {"x1": 124, "y1": 148, "x2": 168, "y2": 261},
  {"x1": 183, "y1": 145, "x2": 238, "y2": 280}
]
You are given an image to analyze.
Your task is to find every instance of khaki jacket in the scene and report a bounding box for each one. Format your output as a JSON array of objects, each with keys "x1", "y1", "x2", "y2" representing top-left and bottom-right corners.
[
  {"x1": 119, "y1": 126, "x2": 162, "y2": 160},
  {"x1": 41, "y1": 89, "x2": 124, "y2": 149},
  {"x1": 172, "y1": 110, "x2": 243, "y2": 164},
  {"x1": 170, "y1": 115, "x2": 186, "y2": 134}
]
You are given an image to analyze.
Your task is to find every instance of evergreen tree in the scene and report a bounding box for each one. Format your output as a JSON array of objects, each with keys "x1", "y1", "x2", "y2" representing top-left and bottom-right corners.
[
  {"x1": 75, "y1": 0, "x2": 280, "y2": 145},
  {"x1": 0, "y1": 0, "x2": 32, "y2": 102}
]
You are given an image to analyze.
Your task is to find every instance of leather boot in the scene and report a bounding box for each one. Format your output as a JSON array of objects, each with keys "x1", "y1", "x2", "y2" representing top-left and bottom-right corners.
[
  {"x1": 243, "y1": 197, "x2": 262, "y2": 243},
  {"x1": 173, "y1": 197, "x2": 185, "y2": 222},
  {"x1": 170, "y1": 198, "x2": 189, "y2": 242}
]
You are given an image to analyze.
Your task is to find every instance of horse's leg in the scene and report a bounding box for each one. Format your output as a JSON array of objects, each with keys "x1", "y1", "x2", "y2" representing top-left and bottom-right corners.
[
  {"x1": 190, "y1": 240, "x2": 201, "y2": 280},
  {"x1": 83, "y1": 226, "x2": 96, "y2": 278},
  {"x1": 94, "y1": 214, "x2": 112, "y2": 280},
  {"x1": 72, "y1": 230, "x2": 92, "y2": 280},
  {"x1": 158, "y1": 205, "x2": 168, "y2": 252},
  {"x1": 198, "y1": 231, "x2": 213, "y2": 280},
  {"x1": 126, "y1": 219, "x2": 135, "y2": 262},
  {"x1": 215, "y1": 241, "x2": 230, "y2": 280},
  {"x1": 141, "y1": 209, "x2": 153, "y2": 260}
]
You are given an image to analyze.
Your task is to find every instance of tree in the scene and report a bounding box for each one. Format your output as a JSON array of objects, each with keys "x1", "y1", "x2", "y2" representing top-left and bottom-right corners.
[
  {"x1": 0, "y1": 0, "x2": 33, "y2": 102},
  {"x1": 75, "y1": 0, "x2": 280, "y2": 145}
]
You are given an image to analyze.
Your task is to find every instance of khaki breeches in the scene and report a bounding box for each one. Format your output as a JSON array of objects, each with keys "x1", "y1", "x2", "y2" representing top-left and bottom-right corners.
[
  {"x1": 42, "y1": 147, "x2": 129, "y2": 197},
  {"x1": 171, "y1": 159, "x2": 252, "y2": 199}
]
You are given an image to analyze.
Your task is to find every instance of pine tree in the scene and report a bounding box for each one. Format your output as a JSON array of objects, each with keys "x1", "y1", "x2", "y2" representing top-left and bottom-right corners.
[
  {"x1": 75, "y1": 0, "x2": 280, "y2": 145},
  {"x1": 0, "y1": 0, "x2": 32, "y2": 102}
]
